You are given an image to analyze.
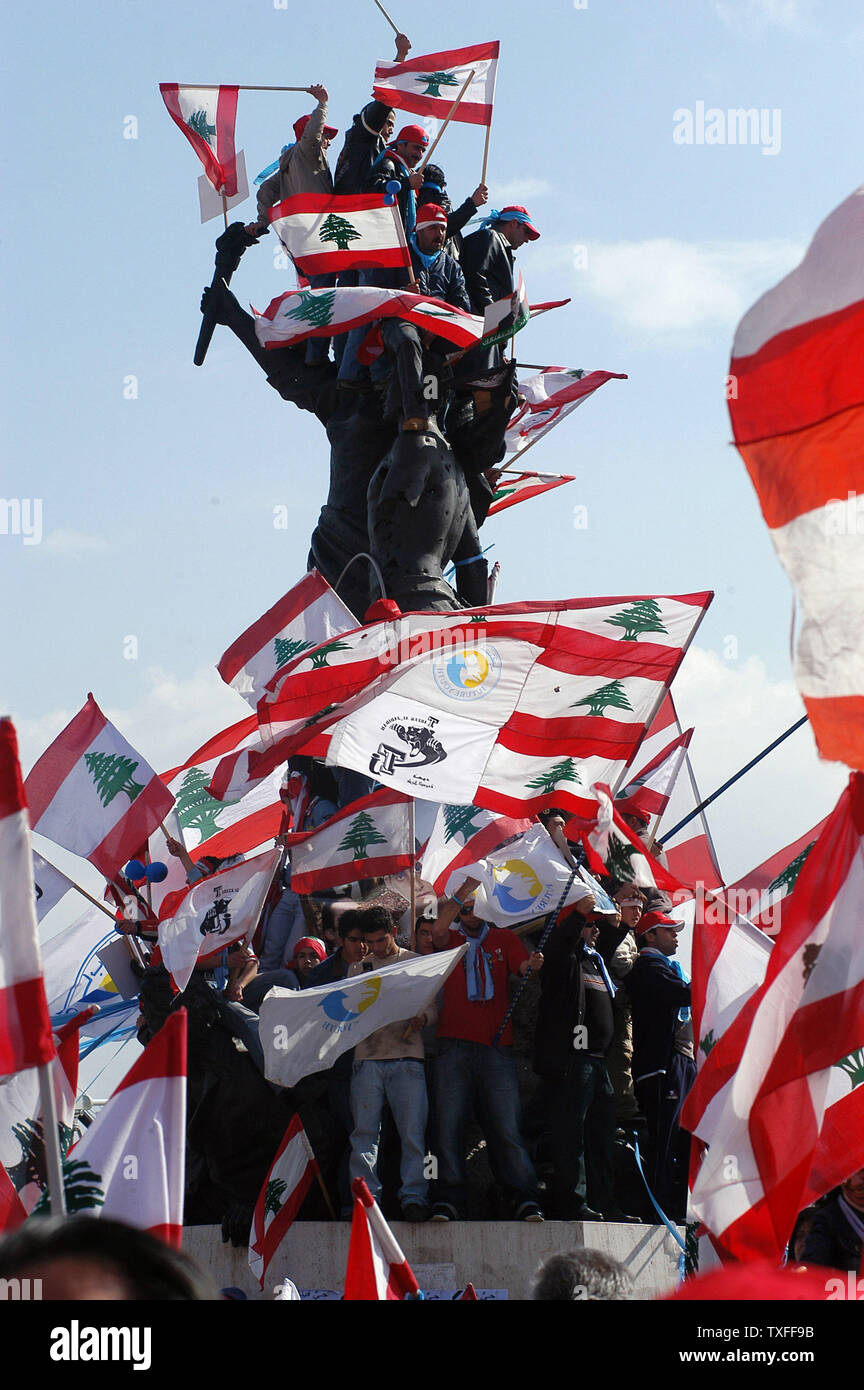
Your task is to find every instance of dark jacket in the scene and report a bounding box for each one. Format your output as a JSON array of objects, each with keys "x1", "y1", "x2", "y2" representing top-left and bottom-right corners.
[
  {"x1": 334, "y1": 113, "x2": 387, "y2": 196},
  {"x1": 800, "y1": 1195, "x2": 863, "y2": 1272},
  {"x1": 533, "y1": 916, "x2": 588, "y2": 1078},
  {"x1": 626, "y1": 949, "x2": 691, "y2": 1083},
  {"x1": 364, "y1": 149, "x2": 416, "y2": 233},
  {"x1": 307, "y1": 952, "x2": 348, "y2": 986},
  {"x1": 409, "y1": 242, "x2": 471, "y2": 312},
  {"x1": 446, "y1": 197, "x2": 479, "y2": 260},
  {"x1": 460, "y1": 225, "x2": 516, "y2": 314}
]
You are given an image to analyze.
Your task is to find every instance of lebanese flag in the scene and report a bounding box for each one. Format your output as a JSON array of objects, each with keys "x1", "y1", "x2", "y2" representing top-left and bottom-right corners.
[
  {"x1": 255, "y1": 284, "x2": 484, "y2": 351},
  {"x1": 64, "y1": 1010, "x2": 186, "y2": 1246},
  {"x1": 238, "y1": 594, "x2": 711, "y2": 818},
  {"x1": 269, "y1": 193, "x2": 410, "y2": 275},
  {"x1": 344, "y1": 1177, "x2": 420, "y2": 1300},
  {"x1": 0, "y1": 1008, "x2": 93, "y2": 1216},
  {"x1": 248, "y1": 1113, "x2": 319, "y2": 1287},
  {"x1": 24, "y1": 695, "x2": 174, "y2": 881},
  {"x1": 487, "y1": 472, "x2": 576, "y2": 518},
  {"x1": 504, "y1": 367, "x2": 628, "y2": 458},
  {"x1": 286, "y1": 789, "x2": 413, "y2": 894},
  {"x1": 615, "y1": 728, "x2": 693, "y2": 822},
  {"x1": 373, "y1": 41, "x2": 499, "y2": 126},
  {"x1": 157, "y1": 848, "x2": 281, "y2": 992},
  {"x1": 724, "y1": 816, "x2": 828, "y2": 934},
  {"x1": 729, "y1": 184, "x2": 864, "y2": 768},
  {"x1": 688, "y1": 773, "x2": 864, "y2": 1260},
  {"x1": 159, "y1": 83, "x2": 239, "y2": 195},
  {"x1": 0, "y1": 719, "x2": 54, "y2": 1075},
  {"x1": 569, "y1": 788, "x2": 692, "y2": 894},
  {"x1": 217, "y1": 570, "x2": 356, "y2": 710},
  {"x1": 0, "y1": 1162, "x2": 25, "y2": 1233},
  {"x1": 420, "y1": 803, "x2": 534, "y2": 896}
]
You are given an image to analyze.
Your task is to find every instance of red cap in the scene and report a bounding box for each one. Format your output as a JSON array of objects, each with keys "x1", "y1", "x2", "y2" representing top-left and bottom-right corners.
[
  {"x1": 395, "y1": 124, "x2": 429, "y2": 146},
  {"x1": 499, "y1": 205, "x2": 540, "y2": 240},
  {"x1": 637, "y1": 910, "x2": 681, "y2": 937},
  {"x1": 293, "y1": 113, "x2": 339, "y2": 142},
  {"x1": 364, "y1": 598, "x2": 402, "y2": 623},
  {"x1": 415, "y1": 202, "x2": 448, "y2": 230},
  {"x1": 290, "y1": 937, "x2": 327, "y2": 966}
]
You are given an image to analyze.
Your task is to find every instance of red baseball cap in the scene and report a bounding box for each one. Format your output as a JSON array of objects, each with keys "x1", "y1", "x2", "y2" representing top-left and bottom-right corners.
[
  {"x1": 415, "y1": 202, "x2": 448, "y2": 230},
  {"x1": 395, "y1": 124, "x2": 429, "y2": 146},
  {"x1": 636, "y1": 910, "x2": 681, "y2": 937},
  {"x1": 499, "y1": 205, "x2": 540, "y2": 240},
  {"x1": 294, "y1": 113, "x2": 339, "y2": 141}
]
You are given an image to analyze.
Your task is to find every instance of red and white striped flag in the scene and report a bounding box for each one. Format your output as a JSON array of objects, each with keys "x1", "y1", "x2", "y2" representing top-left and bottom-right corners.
[
  {"x1": 724, "y1": 817, "x2": 828, "y2": 934},
  {"x1": 160, "y1": 84, "x2": 239, "y2": 195},
  {"x1": 236, "y1": 594, "x2": 712, "y2": 819},
  {"x1": 688, "y1": 773, "x2": 864, "y2": 1261},
  {"x1": 344, "y1": 1177, "x2": 420, "y2": 1300},
  {"x1": 249, "y1": 1113, "x2": 319, "y2": 1288},
  {"x1": 63, "y1": 1009, "x2": 187, "y2": 1246},
  {"x1": 420, "y1": 803, "x2": 534, "y2": 896},
  {"x1": 286, "y1": 789, "x2": 413, "y2": 895},
  {"x1": 24, "y1": 695, "x2": 174, "y2": 881},
  {"x1": 269, "y1": 194, "x2": 410, "y2": 276},
  {"x1": 373, "y1": 41, "x2": 499, "y2": 126},
  {"x1": 569, "y1": 787, "x2": 692, "y2": 895},
  {"x1": 615, "y1": 727, "x2": 693, "y2": 823},
  {"x1": 255, "y1": 284, "x2": 484, "y2": 352},
  {"x1": 729, "y1": 184, "x2": 864, "y2": 768},
  {"x1": 487, "y1": 472, "x2": 576, "y2": 518},
  {"x1": 504, "y1": 367, "x2": 628, "y2": 459},
  {"x1": 157, "y1": 849, "x2": 281, "y2": 992},
  {"x1": 217, "y1": 570, "x2": 356, "y2": 710},
  {"x1": 0, "y1": 718, "x2": 54, "y2": 1075}
]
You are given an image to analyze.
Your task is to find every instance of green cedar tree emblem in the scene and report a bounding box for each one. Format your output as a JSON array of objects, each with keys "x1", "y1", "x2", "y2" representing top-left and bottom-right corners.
[
  {"x1": 8, "y1": 1117, "x2": 75, "y2": 1196},
  {"x1": 525, "y1": 758, "x2": 582, "y2": 794},
  {"x1": 700, "y1": 1029, "x2": 717, "y2": 1057},
  {"x1": 565, "y1": 369, "x2": 586, "y2": 379},
  {"x1": 32, "y1": 1155, "x2": 105, "y2": 1215},
  {"x1": 176, "y1": 767, "x2": 238, "y2": 840},
  {"x1": 319, "y1": 213, "x2": 362, "y2": 251},
  {"x1": 834, "y1": 1048, "x2": 864, "y2": 1089},
  {"x1": 284, "y1": 289, "x2": 337, "y2": 327},
  {"x1": 492, "y1": 486, "x2": 516, "y2": 504},
  {"x1": 84, "y1": 751, "x2": 145, "y2": 807},
  {"x1": 605, "y1": 834, "x2": 637, "y2": 881},
  {"x1": 415, "y1": 71, "x2": 461, "y2": 97},
  {"x1": 443, "y1": 804, "x2": 483, "y2": 842},
  {"x1": 264, "y1": 1177, "x2": 287, "y2": 1217},
  {"x1": 187, "y1": 109, "x2": 216, "y2": 145},
  {"x1": 605, "y1": 599, "x2": 668, "y2": 642},
  {"x1": 274, "y1": 636, "x2": 316, "y2": 667},
  {"x1": 308, "y1": 638, "x2": 352, "y2": 668},
  {"x1": 571, "y1": 680, "x2": 633, "y2": 717},
  {"x1": 766, "y1": 841, "x2": 817, "y2": 896},
  {"x1": 338, "y1": 810, "x2": 388, "y2": 859}
]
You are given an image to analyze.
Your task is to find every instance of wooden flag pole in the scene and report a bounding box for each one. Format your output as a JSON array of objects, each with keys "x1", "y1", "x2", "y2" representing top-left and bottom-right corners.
[
  {"x1": 373, "y1": 0, "x2": 401, "y2": 33},
  {"x1": 481, "y1": 120, "x2": 493, "y2": 186},
  {"x1": 180, "y1": 84, "x2": 313, "y2": 92},
  {"x1": 409, "y1": 800, "x2": 417, "y2": 949},
  {"x1": 315, "y1": 1167, "x2": 338, "y2": 1220},
  {"x1": 221, "y1": 193, "x2": 229, "y2": 231},
  {"x1": 417, "y1": 70, "x2": 476, "y2": 172}
]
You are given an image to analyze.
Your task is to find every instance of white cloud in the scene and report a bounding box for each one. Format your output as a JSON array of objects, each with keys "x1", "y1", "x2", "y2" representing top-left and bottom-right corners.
[
  {"x1": 487, "y1": 177, "x2": 552, "y2": 205},
  {"x1": 712, "y1": 0, "x2": 817, "y2": 35},
  {"x1": 669, "y1": 646, "x2": 847, "y2": 884},
  {"x1": 40, "y1": 529, "x2": 111, "y2": 556},
  {"x1": 571, "y1": 236, "x2": 802, "y2": 336}
]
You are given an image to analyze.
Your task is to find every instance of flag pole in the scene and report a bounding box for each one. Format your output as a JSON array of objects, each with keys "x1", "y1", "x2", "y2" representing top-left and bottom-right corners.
[
  {"x1": 481, "y1": 120, "x2": 493, "y2": 185},
  {"x1": 221, "y1": 192, "x2": 229, "y2": 231},
  {"x1": 663, "y1": 716, "x2": 809, "y2": 842},
  {"x1": 36, "y1": 1064, "x2": 67, "y2": 1217},
  {"x1": 179, "y1": 85, "x2": 315, "y2": 92},
  {"x1": 409, "y1": 800, "x2": 416, "y2": 948},
  {"x1": 373, "y1": 0, "x2": 401, "y2": 33},
  {"x1": 417, "y1": 70, "x2": 476, "y2": 172}
]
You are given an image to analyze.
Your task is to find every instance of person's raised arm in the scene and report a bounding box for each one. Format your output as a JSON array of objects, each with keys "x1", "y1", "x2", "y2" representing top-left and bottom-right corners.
[{"x1": 431, "y1": 875, "x2": 480, "y2": 948}]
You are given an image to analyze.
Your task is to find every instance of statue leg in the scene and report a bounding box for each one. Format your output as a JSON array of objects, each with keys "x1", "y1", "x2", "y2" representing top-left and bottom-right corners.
[{"x1": 379, "y1": 320, "x2": 430, "y2": 426}]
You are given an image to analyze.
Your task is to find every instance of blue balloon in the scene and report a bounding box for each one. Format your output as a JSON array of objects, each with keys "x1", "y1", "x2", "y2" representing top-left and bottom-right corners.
[
  {"x1": 124, "y1": 859, "x2": 146, "y2": 881},
  {"x1": 384, "y1": 178, "x2": 401, "y2": 205},
  {"x1": 146, "y1": 861, "x2": 168, "y2": 883}
]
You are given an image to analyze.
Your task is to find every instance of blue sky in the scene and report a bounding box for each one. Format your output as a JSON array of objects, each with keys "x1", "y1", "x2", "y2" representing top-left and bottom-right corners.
[{"x1": 3, "y1": 0, "x2": 860, "y2": 917}]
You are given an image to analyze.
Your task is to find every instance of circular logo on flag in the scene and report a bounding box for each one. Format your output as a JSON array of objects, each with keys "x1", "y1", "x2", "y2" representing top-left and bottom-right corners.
[
  {"x1": 432, "y1": 645, "x2": 502, "y2": 702},
  {"x1": 491, "y1": 859, "x2": 543, "y2": 914}
]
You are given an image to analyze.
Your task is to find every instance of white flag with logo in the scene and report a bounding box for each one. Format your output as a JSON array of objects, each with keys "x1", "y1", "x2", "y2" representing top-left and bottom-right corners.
[
  {"x1": 157, "y1": 848, "x2": 281, "y2": 991},
  {"x1": 472, "y1": 822, "x2": 595, "y2": 928},
  {"x1": 260, "y1": 947, "x2": 467, "y2": 1088}
]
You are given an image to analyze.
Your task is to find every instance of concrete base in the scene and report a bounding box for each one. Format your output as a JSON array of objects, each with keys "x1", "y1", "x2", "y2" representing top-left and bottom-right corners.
[{"x1": 183, "y1": 1220, "x2": 684, "y2": 1300}]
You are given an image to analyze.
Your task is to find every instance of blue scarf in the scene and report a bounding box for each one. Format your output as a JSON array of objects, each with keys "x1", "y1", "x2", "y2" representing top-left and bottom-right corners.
[
  {"x1": 409, "y1": 231, "x2": 441, "y2": 271},
  {"x1": 583, "y1": 947, "x2": 617, "y2": 999},
  {"x1": 255, "y1": 144, "x2": 293, "y2": 185},
  {"x1": 477, "y1": 208, "x2": 533, "y2": 231},
  {"x1": 459, "y1": 923, "x2": 494, "y2": 1002}
]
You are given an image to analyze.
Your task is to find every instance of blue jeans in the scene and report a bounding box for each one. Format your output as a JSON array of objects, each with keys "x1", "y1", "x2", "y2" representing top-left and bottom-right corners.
[
  {"x1": 433, "y1": 1039, "x2": 539, "y2": 1216},
  {"x1": 350, "y1": 1058, "x2": 429, "y2": 1208}
]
